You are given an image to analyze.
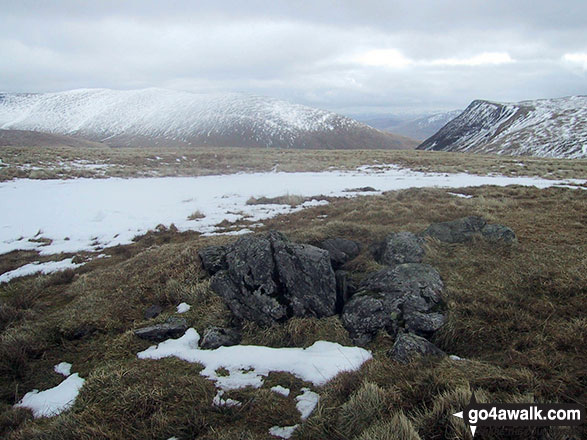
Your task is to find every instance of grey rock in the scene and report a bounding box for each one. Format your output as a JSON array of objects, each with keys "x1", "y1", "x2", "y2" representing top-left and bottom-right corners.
[
  {"x1": 319, "y1": 237, "x2": 361, "y2": 269},
  {"x1": 273, "y1": 239, "x2": 336, "y2": 318},
  {"x1": 144, "y1": 304, "x2": 163, "y2": 320},
  {"x1": 374, "y1": 231, "x2": 425, "y2": 265},
  {"x1": 405, "y1": 312, "x2": 446, "y2": 336},
  {"x1": 134, "y1": 317, "x2": 188, "y2": 342},
  {"x1": 423, "y1": 216, "x2": 487, "y2": 243},
  {"x1": 481, "y1": 223, "x2": 517, "y2": 243},
  {"x1": 341, "y1": 291, "x2": 403, "y2": 345},
  {"x1": 198, "y1": 245, "x2": 228, "y2": 275},
  {"x1": 342, "y1": 263, "x2": 445, "y2": 344},
  {"x1": 209, "y1": 231, "x2": 336, "y2": 326},
  {"x1": 200, "y1": 326, "x2": 241, "y2": 349},
  {"x1": 389, "y1": 332, "x2": 445, "y2": 363},
  {"x1": 359, "y1": 263, "x2": 444, "y2": 307}
]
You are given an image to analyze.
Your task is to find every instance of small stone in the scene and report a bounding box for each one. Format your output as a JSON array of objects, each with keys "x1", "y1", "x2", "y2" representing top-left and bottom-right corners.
[
  {"x1": 134, "y1": 317, "x2": 188, "y2": 342},
  {"x1": 423, "y1": 216, "x2": 487, "y2": 243},
  {"x1": 200, "y1": 326, "x2": 241, "y2": 349},
  {"x1": 389, "y1": 332, "x2": 445, "y2": 363},
  {"x1": 481, "y1": 224, "x2": 517, "y2": 243}
]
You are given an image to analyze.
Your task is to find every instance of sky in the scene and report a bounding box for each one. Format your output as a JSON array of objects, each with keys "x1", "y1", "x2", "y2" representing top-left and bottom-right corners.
[{"x1": 1, "y1": 0, "x2": 586, "y2": 115}]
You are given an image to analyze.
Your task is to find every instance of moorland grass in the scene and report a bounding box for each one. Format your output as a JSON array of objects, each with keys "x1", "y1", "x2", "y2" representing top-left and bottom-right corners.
[{"x1": 0, "y1": 182, "x2": 585, "y2": 439}]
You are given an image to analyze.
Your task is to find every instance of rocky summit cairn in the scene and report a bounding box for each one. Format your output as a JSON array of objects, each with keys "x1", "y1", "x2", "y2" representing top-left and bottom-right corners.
[
  {"x1": 200, "y1": 231, "x2": 338, "y2": 326},
  {"x1": 423, "y1": 216, "x2": 516, "y2": 244},
  {"x1": 341, "y1": 263, "x2": 446, "y2": 345}
]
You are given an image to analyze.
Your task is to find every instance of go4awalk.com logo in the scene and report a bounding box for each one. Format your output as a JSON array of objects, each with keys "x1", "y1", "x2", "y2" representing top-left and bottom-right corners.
[{"x1": 452, "y1": 392, "x2": 585, "y2": 437}]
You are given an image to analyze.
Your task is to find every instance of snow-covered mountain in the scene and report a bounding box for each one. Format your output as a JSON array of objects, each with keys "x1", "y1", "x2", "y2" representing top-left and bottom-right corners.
[
  {"x1": 386, "y1": 110, "x2": 463, "y2": 141},
  {"x1": 0, "y1": 88, "x2": 415, "y2": 150},
  {"x1": 418, "y1": 96, "x2": 587, "y2": 158}
]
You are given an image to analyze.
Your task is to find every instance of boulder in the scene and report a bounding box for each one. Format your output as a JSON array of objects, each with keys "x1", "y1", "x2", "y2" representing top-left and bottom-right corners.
[
  {"x1": 342, "y1": 263, "x2": 445, "y2": 343},
  {"x1": 134, "y1": 317, "x2": 188, "y2": 342},
  {"x1": 209, "y1": 231, "x2": 336, "y2": 326},
  {"x1": 200, "y1": 326, "x2": 241, "y2": 349},
  {"x1": 341, "y1": 291, "x2": 403, "y2": 345},
  {"x1": 373, "y1": 231, "x2": 425, "y2": 265},
  {"x1": 144, "y1": 304, "x2": 163, "y2": 320},
  {"x1": 389, "y1": 332, "x2": 445, "y2": 363},
  {"x1": 423, "y1": 216, "x2": 487, "y2": 243},
  {"x1": 319, "y1": 237, "x2": 361, "y2": 269},
  {"x1": 198, "y1": 245, "x2": 228, "y2": 275},
  {"x1": 481, "y1": 223, "x2": 517, "y2": 243}
]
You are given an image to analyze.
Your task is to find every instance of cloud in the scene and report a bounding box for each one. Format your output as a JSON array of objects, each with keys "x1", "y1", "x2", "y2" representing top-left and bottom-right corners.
[
  {"x1": 562, "y1": 53, "x2": 587, "y2": 71},
  {"x1": 0, "y1": 0, "x2": 585, "y2": 113}
]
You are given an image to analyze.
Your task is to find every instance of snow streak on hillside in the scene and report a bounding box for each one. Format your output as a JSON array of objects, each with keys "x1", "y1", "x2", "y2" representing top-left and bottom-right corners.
[
  {"x1": 418, "y1": 96, "x2": 587, "y2": 158},
  {"x1": 0, "y1": 88, "x2": 407, "y2": 149}
]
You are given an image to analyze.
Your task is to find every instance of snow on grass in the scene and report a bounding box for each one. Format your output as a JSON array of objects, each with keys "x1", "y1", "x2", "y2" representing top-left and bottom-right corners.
[
  {"x1": 269, "y1": 425, "x2": 299, "y2": 439},
  {"x1": 176, "y1": 302, "x2": 191, "y2": 313},
  {"x1": 1, "y1": 166, "x2": 584, "y2": 257},
  {"x1": 296, "y1": 388, "x2": 320, "y2": 420},
  {"x1": 14, "y1": 373, "x2": 85, "y2": 418},
  {"x1": 271, "y1": 385, "x2": 290, "y2": 397},
  {"x1": 54, "y1": 362, "x2": 72, "y2": 377},
  {"x1": 448, "y1": 192, "x2": 474, "y2": 198},
  {"x1": 0, "y1": 257, "x2": 83, "y2": 283},
  {"x1": 137, "y1": 328, "x2": 371, "y2": 391},
  {"x1": 212, "y1": 390, "x2": 241, "y2": 408}
]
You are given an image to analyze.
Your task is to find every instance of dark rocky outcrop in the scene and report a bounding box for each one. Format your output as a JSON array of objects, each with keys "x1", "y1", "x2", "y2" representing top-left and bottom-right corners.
[
  {"x1": 134, "y1": 317, "x2": 188, "y2": 342},
  {"x1": 198, "y1": 245, "x2": 228, "y2": 275},
  {"x1": 342, "y1": 263, "x2": 445, "y2": 344},
  {"x1": 204, "y1": 231, "x2": 336, "y2": 326},
  {"x1": 373, "y1": 231, "x2": 425, "y2": 265},
  {"x1": 423, "y1": 216, "x2": 516, "y2": 244},
  {"x1": 200, "y1": 326, "x2": 241, "y2": 349},
  {"x1": 389, "y1": 332, "x2": 446, "y2": 363},
  {"x1": 318, "y1": 237, "x2": 361, "y2": 269}
]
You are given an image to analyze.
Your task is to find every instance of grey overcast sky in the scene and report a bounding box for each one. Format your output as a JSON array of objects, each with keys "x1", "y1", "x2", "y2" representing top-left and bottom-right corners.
[{"x1": 1, "y1": 0, "x2": 586, "y2": 114}]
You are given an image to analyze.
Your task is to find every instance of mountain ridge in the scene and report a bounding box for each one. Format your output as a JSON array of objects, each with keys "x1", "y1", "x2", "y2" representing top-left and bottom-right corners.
[
  {"x1": 417, "y1": 96, "x2": 587, "y2": 158},
  {"x1": 0, "y1": 88, "x2": 417, "y2": 150}
]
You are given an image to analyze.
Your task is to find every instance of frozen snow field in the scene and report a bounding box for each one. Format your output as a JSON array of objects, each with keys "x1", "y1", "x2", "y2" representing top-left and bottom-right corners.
[{"x1": 0, "y1": 164, "x2": 584, "y2": 280}]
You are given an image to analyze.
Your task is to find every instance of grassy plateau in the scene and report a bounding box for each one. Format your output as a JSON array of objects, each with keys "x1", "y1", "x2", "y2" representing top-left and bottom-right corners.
[{"x1": 0, "y1": 146, "x2": 585, "y2": 440}]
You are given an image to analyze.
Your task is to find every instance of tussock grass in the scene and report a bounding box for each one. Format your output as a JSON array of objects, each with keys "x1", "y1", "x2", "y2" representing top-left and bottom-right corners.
[{"x1": 1, "y1": 180, "x2": 585, "y2": 439}]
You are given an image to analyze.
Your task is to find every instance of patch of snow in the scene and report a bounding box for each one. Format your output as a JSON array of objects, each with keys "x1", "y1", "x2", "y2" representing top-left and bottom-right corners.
[
  {"x1": 449, "y1": 355, "x2": 465, "y2": 361},
  {"x1": 0, "y1": 258, "x2": 83, "y2": 283},
  {"x1": 269, "y1": 425, "x2": 299, "y2": 439},
  {"x1": 176, "y1": 303, "x2": 191, "y2": 313},
  {"x1": 448, "y1": 192, "x2": 474, "y2": 199},
  {"x1": 137, "y1": 329, "x2": 371, "y2": 391},
  {"x1": 54, "y1": 362, "x2": 72, "y2": 377},
  {"x1": 14, "y1": 373, "x2": 85, "y2": 418},
  {"x1": 1, "y1": 168, "x2": 584, "y2": 258},
  {"x1": 212, "y1": 390, "x2": 241, "y2": 408},
  {"x1": 296, "y1": 388, "x2": 320, "y2": 420},
  {"x1": 271, "y1": 385, "x2": 290, "y2": 397}
]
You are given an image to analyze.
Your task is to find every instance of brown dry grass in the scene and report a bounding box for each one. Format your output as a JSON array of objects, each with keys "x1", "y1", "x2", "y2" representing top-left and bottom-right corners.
[
  {"x1": 0, "y1": 179, "x2": 585, "y2": 439},
  {"x1": 1, "y1": 146, "x2": 586, "y2": 182}
]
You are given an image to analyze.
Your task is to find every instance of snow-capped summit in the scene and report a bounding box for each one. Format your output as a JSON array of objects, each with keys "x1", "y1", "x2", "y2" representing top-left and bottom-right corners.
[
  {"x1": 0, "y1": 88, "x2": 415, "y2": 150},
  {"x1": 418, "y1": 96, "x2": 587, "y2": 158}
]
